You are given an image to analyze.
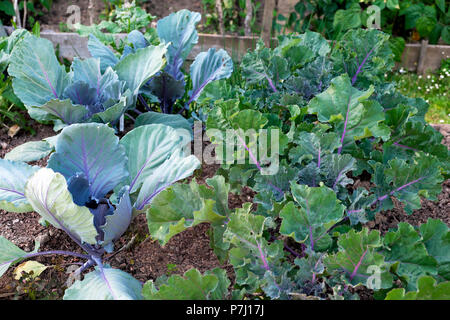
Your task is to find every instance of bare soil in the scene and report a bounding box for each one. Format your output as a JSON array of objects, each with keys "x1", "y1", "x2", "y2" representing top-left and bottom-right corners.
[{"x1": 0, "y1": 120, "x2": 448, "y2": 300}]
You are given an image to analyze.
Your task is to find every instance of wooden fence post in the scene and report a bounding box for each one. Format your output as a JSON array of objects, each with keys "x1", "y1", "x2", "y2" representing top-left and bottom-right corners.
[
  {"x1": 417, "y1": 39, "x2": 429, "y2": 75},
  {"x1": 244, "y1": 0, "x2": 253, "y2": 36},
  {"x1": 216, "y1": 0, "x2": 224, "y2": 35},
  {"x1": 261, "y1": 0, "x2": 275, "y2": 46}
]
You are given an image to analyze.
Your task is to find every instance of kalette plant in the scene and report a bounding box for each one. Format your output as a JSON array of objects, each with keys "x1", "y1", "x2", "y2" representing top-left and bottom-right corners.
[
  {"x1": 87, "y1": 9, "x2": 234, "y2": 115},
  {"x1": 7, "y1": 31, "x2": 167, "y2": 129},
  {"x1": 0, "y1": 122, "x2": 199, "y2": 299},
  {"x1": 166, "y1": 27, "x2": 449, "y2": 299},
  {"x1": 141, "y1": 175, "x2": 450, "y2": 300}
]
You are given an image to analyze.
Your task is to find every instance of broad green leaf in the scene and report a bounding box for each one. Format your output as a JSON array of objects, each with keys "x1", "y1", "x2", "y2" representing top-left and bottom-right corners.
[
  {"x1": 435, "y1": 0, "x2": 445, "y2": 13},
  {"x1": 386, "y1": 121, "x2": 449, "y2": 173},
  {"x1": 387, "y1": 0, "x2": 400, "y2": 10},
  {"x1": 333, "y1": 3, "x2": 362, "y2": 31},
  {"x1": 289, "y1": 131, "x2": 340, "y2": 164},
  {"x1": 382, "y1": 223, "x2": 437, "y2": 291},
  {"x1": 8, "y1": 35, "x2": 70, "y2": 108},
  {"x1": 146, "y1": 179, "x2": 227, "y2": 245},
  {"x1": 308, "y1": 75, "x2": 389, "y2": 148},
  {"x1": 4, "y1": 140, "x2": 54, "y2": 163},
  {"x1": 143, "y1": 268, "x2": 226, "y2": 300},
  {"x1": 134, "y1": 150, "x2": 200, "y2": 211},
  {"x1": 157, "y1": 9, "x2": 201, "y2": 78},
  {"x1": 0, "y1": 159, "x2": 39, "y2": 213},
  {"x1": 416, "y1": 16, "x2": 437, "y2": 38},
  {"x1": 102, "y1": 191, "x2": 132, "y2": 248},
  {"x1": 385, "y1": 276, "x2": 450, "y2": 300},
  {"x1": 324, "y1": 228, "x2": 393, "y2": 289},
  {"x1": 280, "y1": 184, "x2": 345, "y2": 251},
  {"x1": 320, "y1": 154, "x2": 356, "y2": 191},
  {"x1": 241, "y1": 40, "x2": 290, "y2": 90},
  {"x1": 119, "y1": 124, "x2": 199, "y2": 210},
  {"x1": 420, "y1": 219, "x2": 450, "y2": 281},
  {"x1": 253, "y1": 163, "x2": 299, "y2": 208},
  {"x1": 277, "y1": 31, "x2": 330, "y2": 57},
  {"x1": 224, "y1": 205, "x2": 285, "y2": 292},
  {"x1": 331, "y1": 29, "x2": 394, "y2": 87},
  {"x1": 135, "y1": 111, "x2": 192, "y2": 137},
  {"x1": 39, "y1": 99, "x2": 89, "y2": 125},
  {"x1": 372, "y1": 155, "x2": 443, "y2": 214},
  {"x1": 114, "y1": 44, "x2": 167, "y2": 98},
  {"x1": 87, "y1": 34, "x2": 119, "y2": 72},
  {"x1": 24, "y1": 168, "x2": 98, "y2": 245},
  {"x1": 64, "y1": 267, "x2": 142, "y2": 300},
  {"x1": 0, "y1": 237, "x2": 39, "y2": 277}
]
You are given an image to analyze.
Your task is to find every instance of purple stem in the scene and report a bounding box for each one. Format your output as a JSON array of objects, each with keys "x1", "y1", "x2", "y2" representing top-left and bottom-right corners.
[
  {"x1": 351, "y1": 47, "x2": 375, "y2": 85},
  {"x1": 236, "y1": 135, "x2": 284, "y2": 195},
  {"x1": 317, "y1": 146, "x2": 321, "y2": 168},
  {"x1": 138, "y1": 94, "x2": 151, "y2": 112},
  {"x1": 187, "y1": 62, "x2": 227, "y2": 106},
  {"x1": 237, "y1": 135, "x2": 262, "y2": 171},
  {"x1": 257, "y1": 242, "x2": 270, "y2": 271},
  {"x1": 350, "y1": 249, "x2": 368, "y2": 281},
  {"x1": 337, "y1": 96, "x2": 352, "y2": 154},
  {"x1": 254, "y1": 71, "x2": 277, "y2": 92},
  {"x1": 393, "y1": 142, "x2": 420, "y2": 152},
  {"x1": 1, "y1": 250, "x2": 90, "y2": 268},
  {"x1": 284, "y1": 243, "x2": 302, "y2": 258},
  {"x1": 92, "y1": 256, "x2": 118, "y2": 300},
  {"x1": 372, "y1": 176, "x2": 427, "y2": 206},
  {"x1": 266, "y1": 75, "x2": 278, "y2": 92}
]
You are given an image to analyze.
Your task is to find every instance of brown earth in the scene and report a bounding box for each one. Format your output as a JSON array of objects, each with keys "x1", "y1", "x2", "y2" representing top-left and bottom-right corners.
[{"x1": 0, "y1": 120, "x2": 448, "y2": 300}]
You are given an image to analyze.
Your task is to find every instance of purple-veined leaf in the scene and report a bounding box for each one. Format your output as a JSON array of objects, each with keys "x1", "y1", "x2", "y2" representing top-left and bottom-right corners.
[
  {"x1": 188, "y1": 48, "x2": 233, "y2": 105},
  {"x1": 8, "y1": 35, "x2": 70, "y2": 117},
  {"x1": 157, "y1": 9, "x2": 201, "y2": 81},
  {"x1": 47, "y1": 123, "x2": 128, "y2": 200},
  {"x1": 0, "y1": 159, "x2": 39, "y2": 213}
]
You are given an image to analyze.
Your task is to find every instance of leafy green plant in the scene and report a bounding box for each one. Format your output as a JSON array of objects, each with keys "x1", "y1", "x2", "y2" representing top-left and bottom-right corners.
[
  {"x1": 143, "y1": 268, "x2": 231, "y2": 300},
  {"x1": 160, "y1": 28, "x2": 448, "y2": 299},
  {"x1": 7, "y1": 30, "x2": 167, "y2": 129},
  {"x1": 87, "y1": 10, "x2": 234, "y2": 115},
  {"x1": 0, "y1": 29, "x2": 35, "y2": 134},
  {"x1": 389, "y1": 58, "x2": 450, "y2": 124},
  {"x1": 0, "y1": 0, "x2": 52, "y2": 29},
  {"x1": 0, "y1": 122, "x2": 199, "y2": 299},
  {"x1": 276, "y1": 0, "x2": 449, "y2": 62},
  {"x1": 74, "y1": 0, "x2": 157, "y2": 54},
  {"x1": 202, "y1": 0, "x2": 262, "y2": 35}
]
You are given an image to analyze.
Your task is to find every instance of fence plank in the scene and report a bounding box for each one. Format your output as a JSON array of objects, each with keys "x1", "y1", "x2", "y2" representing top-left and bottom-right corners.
[{"x1": 261, "y1": 0, "x2": 275, "y2": 47}]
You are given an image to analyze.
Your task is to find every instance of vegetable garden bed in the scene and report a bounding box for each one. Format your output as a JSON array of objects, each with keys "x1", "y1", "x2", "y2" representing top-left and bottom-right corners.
[
  {"x1": 0, "y1": 7, "x2": 449, "y2": 301},
  {"x1": 0, "y1": 119, "x2": 448, "y2": 300}
]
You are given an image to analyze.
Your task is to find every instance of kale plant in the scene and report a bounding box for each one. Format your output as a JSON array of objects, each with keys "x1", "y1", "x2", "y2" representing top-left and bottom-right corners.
[{"x1": 151, "y1": 28, "x2": 449, "y2": 299}]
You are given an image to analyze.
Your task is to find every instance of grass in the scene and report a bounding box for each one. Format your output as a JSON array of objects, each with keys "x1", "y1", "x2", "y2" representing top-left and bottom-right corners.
[{"x1": 388, "y1": 59, "x2": 450, "y2": 124}]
